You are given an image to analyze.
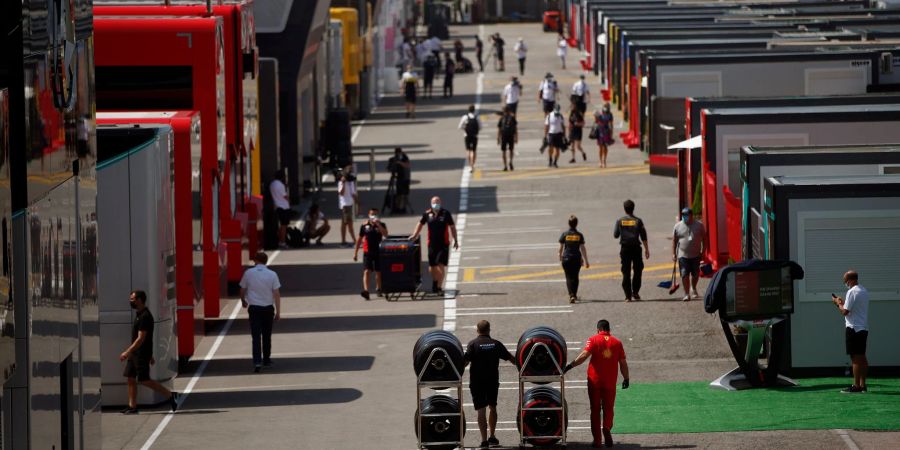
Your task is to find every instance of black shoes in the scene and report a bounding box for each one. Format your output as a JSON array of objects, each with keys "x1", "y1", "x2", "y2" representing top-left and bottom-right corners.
[
  {"x1": 569, "y1": 295, "x2": 577, "y2": 304},
  {"x1": 254, "y1": 365, "x2": 262, "y2": 373},
  {"x1": 376, "y1": 290, "x2": 383, "y2": 298},
  {"x1": 841, "y1": 385, "x2": 867, "y2": 393},
  {"x1": 509, "y1": 162, "x2": 514, "y2": 171},
  {"x1": 361, "y1": 290, "x2": 370, "y2": 300},
  {"x1": 487, "y1": 436, "x2": 500, "y2": 446},
  {"x1": 120, "y1": 407, "x2": 138, "y2": 415},
  {"x1": 633, "y1": 293, "x2": 641, "y2": 301},
  {"x1": 479, "y1": 441, "x2": 490, "y2": 449},
  {"x1": 263, "y1": 359, "x2": 273, "y2": 367},
  {"x1": 170, "y1": 392, "x2": 180, "y2": 412}
]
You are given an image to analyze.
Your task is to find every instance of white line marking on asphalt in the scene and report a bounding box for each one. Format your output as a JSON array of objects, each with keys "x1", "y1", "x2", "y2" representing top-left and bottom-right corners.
[
  {"x1": 460, "y1": 243, "x2": 558, "y2": 252},
  {"x1": 833, "y1": 429, "x2": 861, "y2": 450},
  {"x1": 443, "y1": 66, "x2": 483, "y2": 333},
  {"x1": 460, "y1": 263, "x2": 560, "y2": 269},
  {"x1": 455, "y1": 310, "x2": 573, "y2": 316},
  {"x1": 468, "y1": 191, "x2": 550, "y2": 199},
  {"x1": 141, "y1": 252, "x2": 284, "y2": 449},
  {"x1": 463, "y1": 256, "x2": 481, "y2": 260},
  {"x1": 463, "y1": 227, "x2": 559, "y2": 236},
  {"x1": 467, "y1": 209, "x2": 554, "y2": 218},
  {"x1": 457, "y1": 305, "x2": 572, "y2": 311}
]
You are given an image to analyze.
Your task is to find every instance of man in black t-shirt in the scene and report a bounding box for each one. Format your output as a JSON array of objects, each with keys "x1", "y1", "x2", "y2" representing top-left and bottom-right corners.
[
  {"x1": 354, "y1": 208, "x2": 388, "y2": 300},
  {"x1": 465, "y1": 320, "x2": 515, "y2": 449},
  {"x1": 388, "y1": 147, "x2": 411, "y2": 213},
  {"x1": 410, "y1": 196, "x2": 459, "y2": 294},
  {"x1": 497, "y1": 106, "x2": 518, "y2": 172},
  {"x1": 559, "y1": 215, "x2": 590, "y2": 303},
  {"x1": 119, "y1": 290, "x2": 179, "y2": 414},
  {"x1": 613, "y1": 199, "x2": 650, "y2": 302}
]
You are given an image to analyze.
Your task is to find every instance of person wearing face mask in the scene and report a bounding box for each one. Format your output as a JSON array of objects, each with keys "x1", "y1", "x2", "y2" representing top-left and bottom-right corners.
[
  {"x1": 410, "y1": 196, "x2": 459, "y2": 295},
  {"x1": 354, "y1": 208, "x2": 389, "y2": 300},
  {"x1": 593, "y1": 103, "x2": 614, "y2": 168},
  {"x1": 119, "y1": 290, "x2": 179, "y2": 414},
  {"x1": 672, "y1": 207, "x2": 706, "y2": 302}
]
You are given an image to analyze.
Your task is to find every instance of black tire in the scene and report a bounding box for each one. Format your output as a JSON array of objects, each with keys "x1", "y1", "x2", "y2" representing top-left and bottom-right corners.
[
  {"x1": 517, "y1": 386, "x2": 568, "y2": 447},
  {"x1": 414, "y1": 395, "x2": 465, "y2": 450},
  {"x1": 516, "y1": 326, "x2": 567, "y2": 378},
  {"x1": 413, "y1": 330, "x2": 465, "y2": 383}
]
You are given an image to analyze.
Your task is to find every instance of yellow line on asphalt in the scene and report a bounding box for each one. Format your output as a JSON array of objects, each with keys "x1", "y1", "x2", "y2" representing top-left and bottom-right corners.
[
  {"x1": 480, "y1": 266, "x2": 527, "y2": 274},
  {"x1": 463, "y1": 268, "x2": 475, "y2": 282},
  {"x1": 473, "y1": 168, "x2": 482, "y2": 180},
  {"x1": 488, "y1": 262, "x2": 631, "y2": 282},
  {"x1": 489, "y1": 163, "x2": 647, "y2": 181},
  {"x1": 581, "y1": 263, "x2": 672, "y2": 280}
]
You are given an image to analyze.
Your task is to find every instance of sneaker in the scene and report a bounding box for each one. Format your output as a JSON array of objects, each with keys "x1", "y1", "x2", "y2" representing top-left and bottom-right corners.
[
  {"x1": 633, "y1": 293, "x2": 641, "y2": 301},
  {"x1": 480, "y1": 441, "x2": 490, "y2": 449},
  {"x1": 553, "y1": 161, "x2": 559, "y2": 168},
  {"x1": 502, "y1": 166, "x2": 508, "y2": 172},
  {"x1": 360, "y1": 290, "x2": 370, "y2": 300},
  {"x1": 509, "y1": 162, "x2": 514, "y2": 171},
  {"x1": 315, "y1": 241, "x2": 325, "y2": 247},
  {"x1": 376, "y1": 290, "x2": 383, "y2": 297},
  {"x1": 169, "y1": 392, "x2": 180, "y2": 412},
  {"x1": 682, "y1": 295, "x2": 691, "y2": 302},
  {"x1": 841, "y1": 385, "x2": 864, "y2": 393},
  {"x1": 625, "y1": 297, "x2": 633, "y2": 302},
  {"x1": 278, "y1": 242, "x2": 289, "y2": 249},
  {"x1": 582, "y1": 152, "x2": 587, "y2": 161},
  {"x1": 569, "y1": 159, "x2": 576, "y2": 163},
  {"x1": 263, "y1": 359, "x2": 273, "y2": 367},
  {"x1": 569, "y1": 295, "x2": 576, "y2": 303},
  {"x1": 254, "y1": 365, "x2": 262, "y2": 373},
  {"x1": 487, "y1": 436, "x2": 500, "y2": 446},
  {"x1": 602, "y1": 428, "x2": 613, "y2": 447},
  {"x1": 120, "y1": 407, "x2": 139, "y2": 415}
]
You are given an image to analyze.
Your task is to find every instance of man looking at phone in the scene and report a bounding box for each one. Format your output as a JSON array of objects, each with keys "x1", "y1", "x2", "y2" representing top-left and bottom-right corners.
[{"x1": 832, "y1": 270, "x2": 869, "y2": 393}]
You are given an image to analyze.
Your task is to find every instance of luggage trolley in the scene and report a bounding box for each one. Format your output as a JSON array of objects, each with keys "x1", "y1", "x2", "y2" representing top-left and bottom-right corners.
[
  {"x1": 415, "y1": 347, "x2": 465, "y2": 450},
  {"x1": 518, "y1": 342, "x2": 567, "y2": 449},
  {"x1": 379, "y1": 235, "x2": 423, "y2": 301}
]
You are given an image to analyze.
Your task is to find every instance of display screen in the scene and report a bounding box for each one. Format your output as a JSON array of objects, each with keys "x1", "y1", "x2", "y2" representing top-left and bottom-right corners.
[{"x1": 725, "y1": 267, "x2": 794, "y2": 319}]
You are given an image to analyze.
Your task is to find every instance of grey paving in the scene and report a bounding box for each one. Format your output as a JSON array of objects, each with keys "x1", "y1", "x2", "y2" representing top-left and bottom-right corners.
[{"x1": 101, "y1": 23, "x2": 899, "y2": 450}]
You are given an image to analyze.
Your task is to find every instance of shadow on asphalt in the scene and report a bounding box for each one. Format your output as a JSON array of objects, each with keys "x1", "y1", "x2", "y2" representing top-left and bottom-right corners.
[
  {"x1": 215, "y1": 314, "x2": 437, "y2": 335},
  {"x1": 184, "y1": 356, "x2": 376, "y2": 376},
  {"x1": 358, "y1": 119, "x2": 437, "y2": 127},
  {"x1": 575, "y1": 298, "x2": 685, "y2": 304},
  {"x1": 371, "y1": 157, "x2": 466, "y2": 174},
  {"x1": 181, "y1": 388, "x2": 363, "y2": 410},
  {"x1": 564, "y1": 444, "x2": 697, "y2": 449}
]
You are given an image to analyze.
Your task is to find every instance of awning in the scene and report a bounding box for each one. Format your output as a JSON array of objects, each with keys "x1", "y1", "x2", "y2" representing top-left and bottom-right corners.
[{"x1": 668, "y1": 135, "x2": 702, "y2": 150}]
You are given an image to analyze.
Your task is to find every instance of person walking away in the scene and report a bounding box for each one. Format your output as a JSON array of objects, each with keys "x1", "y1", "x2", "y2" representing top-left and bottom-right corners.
[
  {"x1": 387, "y1": 147, "x2": 411, "y2": 213},
  {"x1": 832, "y1": 270, "x2": 870, "y2": 393},
  {"x1": 465, "y1": 320, "x2": 516, "y2": 450},
  {"x1": 493, "y1": 33, "x2": 505, "y2": 71},
  {"x1": 415, "y1": 39, "x2": 429, "y2": 66},
  {"x1": 497, "y1": 106, "x2": 518, "y2": 171},
  {"x1": 475, "y1": 35, "x2": 484, "y2": 72},
  {"x1": 572, "y1": 74, "x2": 590, "y2": 114},
  {"x1": 502, "y1": 76, "x2": 522, "y2": 117},
  {"x1": 459, "y1": 105, "x2": 482, "y2": 172},
  {"x1": 539, "y1": 72, "x2": 559, "y2": 117},
  {"x1": 410, "y1": 196, "x2": 459, "y2": 294},
  {"x1": 672, "y1": 207, "x2": 705, "y2": 301},
  {"x1": 559, "y1": 215, "x2": 590, "y2": 303},
  {"x1": 594, "y1": 103, "x2": 614, "y2": 168},
  {"x1": 514, "y1": 37, "x2": 528, "y2": 76},
  {"x1": 338, "y1": 166, "x2": 358, "y2": 247},
  {"x1": 443, "y1": 52, "x2": 456, "y2": 98},
  {"x1": 119, "y1": 290, "x2": 179, "y2": 414},
  {"x1": 354, "y1": 208, "x2": 388, "y2": 300},
  {"x1": 270, "y1": 170, "x2": 291, "y2": 249},
  {"x1": 400, "y1": 66, "x2": 419, "y2": 118},
  {"x1": 557, "y1": 33, "x2": 568, "y2": 69},
  {"x1": 301, "y1": 203, "x2": 330, "y2": 246},
  {"x1": 423, "y1": 55, "x2": 436, "y2": 99},
  {"x1": 402, "y1": 38, "x2": 414, "y2": 67},
  {"x1": 564, "y1": 320, "x2": 630, "y2": 448},
  {"x1": 544, "y1": 104, "x2": 566, "y2": 168},
  {"x1": 614, "y1": 199, "x2": 649, "y2": 301},
  {"x1": 568, "y1": 103, "x2": 586, "y2": 163},
  {"x1": 454, "y1": 39, "x2": 464, "y2": 63},
  {"x1": 240, "y1": 252, "x2": 282, "y2": 373}
]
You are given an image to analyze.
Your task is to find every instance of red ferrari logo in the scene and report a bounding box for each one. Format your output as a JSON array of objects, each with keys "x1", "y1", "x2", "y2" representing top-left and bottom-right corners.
[{"x1": 391, "y1": 264, "x2": 404, "y2": 272}]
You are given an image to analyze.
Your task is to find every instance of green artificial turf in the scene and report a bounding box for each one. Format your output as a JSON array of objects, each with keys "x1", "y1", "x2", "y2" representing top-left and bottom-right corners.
[{"x1": 609, "y1": 377, "x2": 900, "y2": 434}]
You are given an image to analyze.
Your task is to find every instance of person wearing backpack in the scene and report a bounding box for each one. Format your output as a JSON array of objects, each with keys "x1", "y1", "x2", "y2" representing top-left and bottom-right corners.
[
  {"x1": 496, "y1": 106, "x2": 518, "y2": 171},
  {"x1": 544, "y1": 104, "x2": 566, "y2": 168},
  {"x1": 458, "y1": 105, "x2": 482, "y2": 172}
]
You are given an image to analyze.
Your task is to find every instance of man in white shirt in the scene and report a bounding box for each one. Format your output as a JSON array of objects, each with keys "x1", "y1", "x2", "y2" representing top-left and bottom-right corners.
[
  {"x1": 832, "y1": 270, "x2": 870, "y2": 393},
  {"x1": 571, "y1": 74, "x2": 590, "y2": 114},
  {"x1": 338, "y1": 166, "x2": 358, "y2": 247},
  {"x1": 269, "y1": 171, "x2": 291, "y2": 249},
  {"x1": 538, "y1": 72, "x2": 559, "y2": 117},
  {"x1": 557, "y1": 34, "x2": 568, "y2": 69},
  {"x1": 240, "y1": 252, "x2": 282, "y2": 372},
  {"x1": 544, "y1": 104, "x2": 566, "y2": 168},
  {"x1": 458, "y1": 105, "x2": 482, "y2": 172},
  {"x1": 513, "y1": 37, "x2": 527, "y2": 76},
  {"x1": 502, "y1": 76, "x2": 521, "y2": 116}
]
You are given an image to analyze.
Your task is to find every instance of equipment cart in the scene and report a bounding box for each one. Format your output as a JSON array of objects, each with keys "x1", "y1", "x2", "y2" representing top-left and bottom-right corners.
[
  {"x1": 415, "y1": 347, "x2": 465, "y2": 450},
  {"x1": 518, "y1": 342, "x2": 568, "y2": 449},
  {"x1": 379, "y1": 235, "x2": 423, "y2": 301}
]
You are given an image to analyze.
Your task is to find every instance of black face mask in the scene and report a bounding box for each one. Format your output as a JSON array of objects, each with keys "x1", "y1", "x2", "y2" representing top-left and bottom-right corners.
[{"x1": 130, "y1": 302, "x2": 138, "y2": 310}]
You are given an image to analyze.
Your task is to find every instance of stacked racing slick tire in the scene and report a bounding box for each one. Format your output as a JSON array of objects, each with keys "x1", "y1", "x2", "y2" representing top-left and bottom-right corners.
[
  {"x1": 414, "y1": 330, "x2": 466, "y2": 383},
  {"x1": 517, "y1": 386, "x2": 568, "y2": 447},
  {"x1": 413, "y1": 395, "x2": 466, "y2": 450},
  {"x1": 516, "y1": 326, "x2": 567, "y2": 379}
]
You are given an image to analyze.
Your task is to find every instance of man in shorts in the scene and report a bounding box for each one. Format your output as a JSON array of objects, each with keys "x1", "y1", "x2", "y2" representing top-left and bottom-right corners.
[
  {"x1": 497, "y1": 106, "x2": 518, "y2": 171},
  {"x1": 458, "y1": 105, "x2": 482, "y2": 172},
  {"x1": 465, "y1": 320, "x2": 515, "y2": 449},
  {"x1": 832, "y1": 270, "x2": 870, "y2": 393},
  {"x1": 338, "y1": 166, "x2": 358, "y2": 247},
  {"x1": 410, "y1": 196, "x2": 459, "y2": 295},
  {"x1": 538, "y1": 72, "x2": 559, "y2": 117},
  {"x1": 119, "y1": 290, "x2": 179, "y2": 414},
  {"x1": 353, "y1": 208, "x2": 388, "y2": 300},
  {"x1": 672, "y1": 207, "x2": 706, "y2": 301}
]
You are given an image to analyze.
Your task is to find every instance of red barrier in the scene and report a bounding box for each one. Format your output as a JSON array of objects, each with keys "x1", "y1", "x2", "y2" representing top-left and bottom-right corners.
[
  {"x1": 621, "y1": 76, "x2": 640, "y2": 148},
  {"x1": 703, "y1": 166, "x2": 719, "y2": 271},
  {"x1": 723, "y1": 185, "x2": 743, "y2": 264}
]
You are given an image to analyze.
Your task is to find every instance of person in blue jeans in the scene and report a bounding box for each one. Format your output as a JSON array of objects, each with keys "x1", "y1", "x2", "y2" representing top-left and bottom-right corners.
[{"x1": 240, "y1": 252, "x2": 282, "y2": 372}]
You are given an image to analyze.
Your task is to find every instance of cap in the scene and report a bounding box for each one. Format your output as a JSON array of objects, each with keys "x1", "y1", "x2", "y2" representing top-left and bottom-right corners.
[
  {"x1": 579, "y1": 74, "x2": 585, "y2": 79},
  {"x1": 681, "y1": 207, "x2": 692, "y2": 214},
  {"x1": 545, "y1": 72, "x2": 553, "y2": 78}
]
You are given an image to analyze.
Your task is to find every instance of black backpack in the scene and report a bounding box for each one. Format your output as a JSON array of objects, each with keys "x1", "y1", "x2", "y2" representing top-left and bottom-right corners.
[
  {"x1": 464, "y1": 114, "x2": 480, "y2": 136},
  {"x1": 500, "y1": 115, "x2": 516, "y2": 136}
]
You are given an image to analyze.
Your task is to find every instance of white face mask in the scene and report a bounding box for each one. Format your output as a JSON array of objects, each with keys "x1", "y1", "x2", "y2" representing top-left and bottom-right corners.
[
  {"x1": 432, "y1": 203, "x2": 441, "y2": 211},
  {"x1": 369, "y1": 215, "x2": 378, "y2": 221}
]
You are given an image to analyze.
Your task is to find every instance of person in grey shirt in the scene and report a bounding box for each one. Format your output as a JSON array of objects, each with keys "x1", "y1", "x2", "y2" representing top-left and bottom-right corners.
[
  {"x1": 832, "y1": 270, "x2": 869, "y2": 393},
  {"x1": 672, "y1": 208, "x2": 705, "y2": 302}
]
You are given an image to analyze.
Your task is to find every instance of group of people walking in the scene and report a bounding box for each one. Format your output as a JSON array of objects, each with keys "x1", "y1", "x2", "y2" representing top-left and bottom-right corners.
[{"x1": 537, "y1": 73, "x2": 615, "y2": 168}]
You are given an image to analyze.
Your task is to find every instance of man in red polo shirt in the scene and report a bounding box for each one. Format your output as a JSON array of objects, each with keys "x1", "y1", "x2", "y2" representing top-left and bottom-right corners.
[{"x1": 564, "y1": 320, "x2": 630, "y2": 448}]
